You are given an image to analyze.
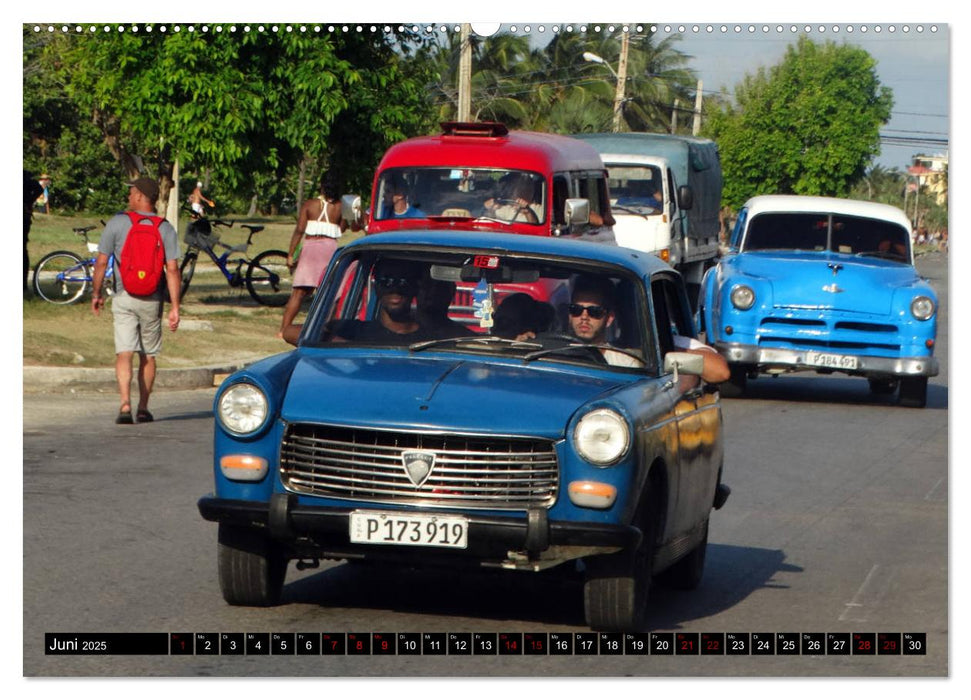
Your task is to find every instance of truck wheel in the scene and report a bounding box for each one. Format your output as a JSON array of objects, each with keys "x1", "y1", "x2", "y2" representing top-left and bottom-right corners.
[
  {"x1": 898, "y1": 377, "x2": 928, "y2": 408},
  {"x1": 217, "y1": 524, "x2": 287, "y2": 606},
  {"x1": 657, "y1": 519, "x2": 708, "y2": 591},
  {"x1": 868, "y1": 378, "x2": 898, "y2": 395},
  {"x1": 719, "y1": 366, "x2": 748, "y2": 398},
  {"x1": 583, "y1": 486, "x2": 660, "y2": 631}
]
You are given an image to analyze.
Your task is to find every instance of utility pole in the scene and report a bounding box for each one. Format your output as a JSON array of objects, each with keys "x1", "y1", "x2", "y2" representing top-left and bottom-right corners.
[
  {"x1": 692, "y1": 79, "x2": 703, "y2": 136},
  {"x1": 671, "y1": 100, "x2": 679, "y2": 134},
  {"x1": 611, "y1": 31, "x2": 630, "y2": 132},
  {"x1": 458, "y1": 24, "x2": 472, "y2": 122}
]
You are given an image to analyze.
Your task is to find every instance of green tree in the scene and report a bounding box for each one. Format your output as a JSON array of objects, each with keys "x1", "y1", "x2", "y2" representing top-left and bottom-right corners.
[
  {"x1": 705, "y1": 36, "x2": 893, "y2": 208},
  {"x1": 32, "y1": 24, "x2": 436, "y2": 214},
  {"x1": 531, "y1": 27, "x2": 697, "y2": 134}
]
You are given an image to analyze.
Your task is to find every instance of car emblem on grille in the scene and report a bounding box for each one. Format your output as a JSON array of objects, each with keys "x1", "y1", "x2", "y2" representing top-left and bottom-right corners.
[
  {"x1": 401, "y1": 451, "x2": 436, "y2": 487},
  {"x1": 827, "y1": 263, "x2": 843, "y2": 276},
  {"x1": 822, "y1": 283, "x2": 844, "y2": 294}
]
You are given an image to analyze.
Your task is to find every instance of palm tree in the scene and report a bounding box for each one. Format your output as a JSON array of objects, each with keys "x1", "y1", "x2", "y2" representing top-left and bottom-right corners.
[{"x1": 528, "y1": 27, "x2": 698, "y2": 134}]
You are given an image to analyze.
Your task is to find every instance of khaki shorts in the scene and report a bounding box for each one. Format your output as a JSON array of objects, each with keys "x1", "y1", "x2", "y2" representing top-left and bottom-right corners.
[{"x1": 112, "y1": 291, "x2": 163, "y2": 356}]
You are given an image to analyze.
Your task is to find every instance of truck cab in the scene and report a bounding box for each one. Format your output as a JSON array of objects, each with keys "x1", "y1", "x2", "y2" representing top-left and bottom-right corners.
[
  {"x1": 353, "y1": 122, "x2": 617, "y2": 245},
  {"x1": 573, "y1": 133, "x2": 722, "y2": 297}
]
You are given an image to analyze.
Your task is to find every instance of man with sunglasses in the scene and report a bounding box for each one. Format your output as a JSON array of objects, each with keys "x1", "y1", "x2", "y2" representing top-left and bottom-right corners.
[{"x1": 568, "y1": 275, "x2": 643, "y2": 368}]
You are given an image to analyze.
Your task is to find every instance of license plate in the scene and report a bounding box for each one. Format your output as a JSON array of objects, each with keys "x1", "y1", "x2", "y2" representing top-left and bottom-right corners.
[
  {"x1": 349, "y1": 511, "x2": 468, "y2": 549},
  {"x1": 805, "y1": 351, "x2": 858, "y2": 370}
]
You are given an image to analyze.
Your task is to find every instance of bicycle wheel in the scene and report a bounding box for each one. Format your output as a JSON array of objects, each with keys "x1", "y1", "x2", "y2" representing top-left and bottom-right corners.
[
  {"x1": 246, "y1": 250, "x2": 291, "y2": 307},
  {"x1": 180, "y1": 251, "x2": 198, "y2": 298},
  {"x1": 32, "y1": 251, "x2": 89, "y2": 304}
]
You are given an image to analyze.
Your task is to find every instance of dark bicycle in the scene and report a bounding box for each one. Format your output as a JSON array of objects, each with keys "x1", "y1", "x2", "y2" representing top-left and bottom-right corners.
[
  {"x1": 32, "y1": 225, "x2": 115, "y2": 305},
  {"x1": 180, "y1": 216, "x2": 291, "y2": 307}
]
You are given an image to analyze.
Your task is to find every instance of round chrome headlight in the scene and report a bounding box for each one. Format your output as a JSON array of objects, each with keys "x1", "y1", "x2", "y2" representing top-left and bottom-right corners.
[
  {"x1": 911, "y1": 295, "x2": 936, "y2": 321},
  {"x1": 730, "y1": 284, "x2": 756, "y2": 310},
  {"x1": 573, "y1": 408, "x2": 631, "y2": 466},
  {"x1": 218, "y1": 383, "x2": 269, "y2": 435}
]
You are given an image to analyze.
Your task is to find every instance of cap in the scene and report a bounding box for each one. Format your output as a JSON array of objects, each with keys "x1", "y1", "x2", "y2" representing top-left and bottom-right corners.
[{"x1": 126, "y1": 177, "x2": 160, "y2": 202}]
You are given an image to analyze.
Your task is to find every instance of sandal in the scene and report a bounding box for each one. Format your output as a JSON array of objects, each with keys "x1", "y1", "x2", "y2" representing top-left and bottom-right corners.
[
  {"x1": 116, "y1": 405, "x2": 134, "y2": 425},
  {"x1": 136, "y1": 409, "x2": 154, "y2": 423}
]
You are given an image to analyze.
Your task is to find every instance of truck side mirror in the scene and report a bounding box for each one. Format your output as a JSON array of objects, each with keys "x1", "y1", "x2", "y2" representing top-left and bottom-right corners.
[
  {"x1": 564, "y1": 198, "x2": 590, "y2": 227},
  {"x1": 341, "y1": 194, "x2": 362, "y2": 225},
  {"x1": 677, "y1": 185, "x2": 694, "y2": 211}
]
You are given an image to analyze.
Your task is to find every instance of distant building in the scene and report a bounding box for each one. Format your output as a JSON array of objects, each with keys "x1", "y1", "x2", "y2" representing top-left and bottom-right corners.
[{"x1": 908, "y1": 153, "x2": 948, "y2": 206}]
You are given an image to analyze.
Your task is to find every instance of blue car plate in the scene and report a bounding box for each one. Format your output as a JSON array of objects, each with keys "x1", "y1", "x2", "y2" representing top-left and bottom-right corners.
[
  {"x1": 349, "y1": 510, "x2": 469, "y2": 549},
  {"x1": 805, "y1": 351, "x2": 858, "y2": 370}
]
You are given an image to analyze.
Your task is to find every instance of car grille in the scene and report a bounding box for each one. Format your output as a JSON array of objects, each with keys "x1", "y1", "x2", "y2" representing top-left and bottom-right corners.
[
  {"x1": 280, "y1": 423, "x2": 559, "y2": 509},
  {"x1": 758, "y1": 315, "x2": 901, "y2": 352}
]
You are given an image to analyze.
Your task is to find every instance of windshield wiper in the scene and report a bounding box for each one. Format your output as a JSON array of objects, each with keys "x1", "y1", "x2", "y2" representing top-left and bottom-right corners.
[{"x1": 410, "y1": 335, "x2": 543, "y2": 352}]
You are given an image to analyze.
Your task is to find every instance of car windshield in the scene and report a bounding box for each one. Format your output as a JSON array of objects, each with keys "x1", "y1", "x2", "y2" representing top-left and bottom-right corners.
[
  {"x1": 743, "y1": 212, "x2": 911, "y2": 261},
  {"x1": 607, "y1": 165, "x2": 663, "y2": 213},
  {"x1": 373, "y1": 168, "x2": 547, "y2": 224},
  {"x1": 301, "y1": 247, "x2": 655, "y2": 372}
]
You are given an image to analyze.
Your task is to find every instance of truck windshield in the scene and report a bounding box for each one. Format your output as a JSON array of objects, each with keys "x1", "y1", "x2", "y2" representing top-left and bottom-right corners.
[
  {"x1": 374, "y1": 168, "x2": 547, "y2": 224},
  {"x1": 607, "y1": 165, "x2": 664, "y2": 212}
]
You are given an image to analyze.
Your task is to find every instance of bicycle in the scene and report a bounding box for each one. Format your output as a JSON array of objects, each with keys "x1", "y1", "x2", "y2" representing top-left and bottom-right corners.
[
  {"x1": 179, "y1": 216, "x2": 291, "y2": 307},
  {"x1": 32, "y1": 225, "x2": 115, "y2": 305}
]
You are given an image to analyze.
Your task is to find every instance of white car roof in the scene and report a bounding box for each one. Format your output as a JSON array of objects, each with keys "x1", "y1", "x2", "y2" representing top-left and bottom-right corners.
[{"x1": 741, "y1": 195, "x2": 912, "y2": 231}]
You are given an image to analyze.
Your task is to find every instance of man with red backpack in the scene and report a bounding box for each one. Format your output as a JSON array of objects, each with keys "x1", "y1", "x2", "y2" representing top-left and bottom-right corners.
[{"x1": 91, "y1": 177, "x2": 181, "y2": 424}]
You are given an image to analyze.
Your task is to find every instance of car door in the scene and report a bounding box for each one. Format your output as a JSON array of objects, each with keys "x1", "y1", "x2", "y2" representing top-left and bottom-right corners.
[{"x1": 650, "y1": 272, "x2": 722, "y2": 536}]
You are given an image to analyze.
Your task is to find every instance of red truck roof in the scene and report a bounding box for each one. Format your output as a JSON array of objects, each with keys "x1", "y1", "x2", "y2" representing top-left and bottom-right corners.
[{"x1": 376, "y1": 122, "x2": 607, "y2": 174}]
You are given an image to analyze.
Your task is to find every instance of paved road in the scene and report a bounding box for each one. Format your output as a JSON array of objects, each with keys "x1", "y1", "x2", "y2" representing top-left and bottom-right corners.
[{"x1": 22, "y1": 253, "x2": 949, "y2": 678}]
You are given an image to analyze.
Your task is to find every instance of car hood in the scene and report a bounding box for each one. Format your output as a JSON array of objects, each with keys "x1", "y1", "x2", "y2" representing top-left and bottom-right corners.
[
  {"x1": 727, "y1": 251, "x2": 921, "y2": 314},
  {"x1": 280, "y1": 352, "x2": 628, "y2": 438}
]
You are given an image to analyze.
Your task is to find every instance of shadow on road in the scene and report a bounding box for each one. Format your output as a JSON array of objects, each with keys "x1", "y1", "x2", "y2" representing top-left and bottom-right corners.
[
  {"x1": 279, "y1": 543, "x2": 799, "y2": 631},
  {"x1": 723, "y1": 374, "x2": 948, "y2": 411}
]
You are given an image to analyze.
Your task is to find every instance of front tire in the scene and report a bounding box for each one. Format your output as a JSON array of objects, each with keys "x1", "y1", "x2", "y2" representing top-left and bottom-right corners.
[
  {"x1": 246, "y1": 250, "x2": 291, "y2": 307},
  {"x1": 583, "y1": 485, "x2": 661, "y2": 631},
  {"x1": 32, "y1": 251, "x2": 89, "y2": 304},
  {"x1": 719, "y1": 365, "x2": 748, "y2": 398},
  {"x1": 217, "y1": 524, "x2": 287, "y2": 606},
  {"x1": 868, "y1": 377, "x2": 899, "y2": 395},
  {"x1": 898, "y1": 377, "x2": 928, "y2": 408}
]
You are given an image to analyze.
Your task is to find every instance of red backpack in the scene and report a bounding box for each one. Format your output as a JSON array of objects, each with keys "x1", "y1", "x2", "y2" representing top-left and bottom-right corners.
[{"x1": 120, "y1": 211, "x2": 166, "y2": 296}]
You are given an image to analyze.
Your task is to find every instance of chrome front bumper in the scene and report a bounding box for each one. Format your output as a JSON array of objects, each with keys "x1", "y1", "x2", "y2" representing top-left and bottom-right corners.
[{"x1": 716, "y1": 343, "x2": 939, "y2": 377}]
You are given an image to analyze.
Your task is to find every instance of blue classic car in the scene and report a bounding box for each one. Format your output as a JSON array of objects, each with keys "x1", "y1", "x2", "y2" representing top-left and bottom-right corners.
[
  {"x1": 198, "y1": 231, "x2": 730, "y2": 631},
  {"x1": 700, "y1": 195, "x2": 939, "y2": 407}
]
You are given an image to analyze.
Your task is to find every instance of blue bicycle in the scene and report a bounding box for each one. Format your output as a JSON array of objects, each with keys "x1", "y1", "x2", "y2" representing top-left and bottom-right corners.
[
  {"x1": 32, "y1": 225, "x2": 115, "y2": 305},
  {"x1": 179, "y1": 216, "x2": 291, "y2": 307}
]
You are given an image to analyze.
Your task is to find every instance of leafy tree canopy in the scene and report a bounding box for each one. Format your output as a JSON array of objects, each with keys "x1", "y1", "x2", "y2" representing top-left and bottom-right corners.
[{"x1": 704, "y1": 36, "x2": 893, "y2": 208}]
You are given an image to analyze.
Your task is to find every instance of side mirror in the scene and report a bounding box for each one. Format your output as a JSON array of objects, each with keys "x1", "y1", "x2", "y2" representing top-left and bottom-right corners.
[
  {"x1": 564, "y1": 198, "x2": 590, "y2": 226},
  {"x1": 663, "y1": 351, "x2": 704, "y2": 380},
  {"x1": 677, "y1": 185, "x2": 694, "y2": 211},
  {"x1": 341, "y1": 194, "x2": 362, "y2": 225}
]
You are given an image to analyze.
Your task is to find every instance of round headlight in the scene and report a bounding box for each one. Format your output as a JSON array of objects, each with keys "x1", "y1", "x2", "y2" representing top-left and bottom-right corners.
[
  {"x1": 218, "y1": 383, "x2": 269, "y2": 435},
  {"x1": 911, "y1": 295, "x2": 936, "y2": 321},
  {"x1": 730, "y1": 284, "x2": 756, "y2": 310},
  {"x1": 574, "y1": 408, "x2": 631, "y2": 466}
]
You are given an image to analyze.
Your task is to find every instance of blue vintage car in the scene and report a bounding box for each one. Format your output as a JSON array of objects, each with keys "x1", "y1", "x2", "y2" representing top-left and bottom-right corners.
[
  {"x1": 198, "y1": 231, "x2": 729, "y2": 631},
  {"x1": 700, "y1": 195, "x2": 939, "y2": 407}
]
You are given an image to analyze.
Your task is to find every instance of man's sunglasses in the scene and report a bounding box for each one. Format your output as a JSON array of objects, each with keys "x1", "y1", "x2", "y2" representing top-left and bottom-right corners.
[
  {"x1": 568, "y1": 303, "x2": 608, "y2": 320},
  {"x1": 375, "y1": 275, "x2": 416, "y2": 291}
]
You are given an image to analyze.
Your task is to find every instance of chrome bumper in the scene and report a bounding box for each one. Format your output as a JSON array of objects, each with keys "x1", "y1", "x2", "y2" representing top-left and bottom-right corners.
[{"x1": 716, "y1": 343, "x2": 939, "y2": 377}]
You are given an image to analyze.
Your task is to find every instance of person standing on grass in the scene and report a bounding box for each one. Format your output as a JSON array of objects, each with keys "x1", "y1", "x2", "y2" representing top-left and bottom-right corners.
[
  {"x1": 91, "y1": 177, "x2": 181, "y2": 425},
  {"x1": 279, "y1": 173, "x2": 346, "y2": 337}
]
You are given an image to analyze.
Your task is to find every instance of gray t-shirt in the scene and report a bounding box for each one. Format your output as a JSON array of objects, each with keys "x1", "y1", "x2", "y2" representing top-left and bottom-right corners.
[{"x1": 99, "y1": 210, "x2": 180, "y2": 297}]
